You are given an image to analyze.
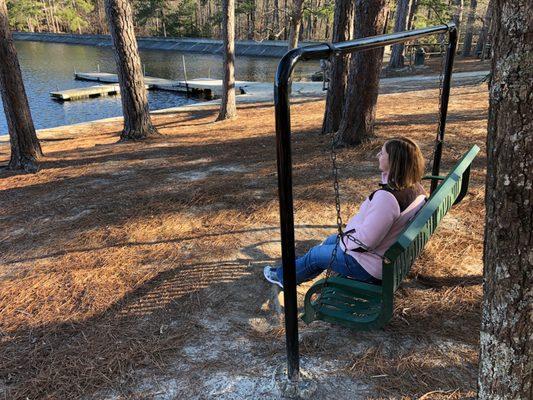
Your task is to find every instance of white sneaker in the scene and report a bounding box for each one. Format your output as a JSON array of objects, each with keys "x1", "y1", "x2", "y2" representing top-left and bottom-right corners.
[{"x1": 263, "y1": 266, "x2": 283, "y2": 289}]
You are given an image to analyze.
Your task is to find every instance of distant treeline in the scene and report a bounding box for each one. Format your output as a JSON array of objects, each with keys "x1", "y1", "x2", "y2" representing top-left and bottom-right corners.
[{"x1": 7, "y1": 0, "x2": 489, "y2": 44}]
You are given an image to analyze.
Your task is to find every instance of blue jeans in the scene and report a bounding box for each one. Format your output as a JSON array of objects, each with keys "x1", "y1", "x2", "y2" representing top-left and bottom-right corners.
[{"x1": 275, "y1": 234, "x2": 381, "y2": 285}]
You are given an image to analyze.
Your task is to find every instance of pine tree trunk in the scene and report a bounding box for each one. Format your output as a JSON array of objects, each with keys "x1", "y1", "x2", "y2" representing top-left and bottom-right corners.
[
  {"x1": 407, "y1": 0, "x2": 418, "y2": 30},
  {"x1": 0, "y1": 0, "x2": 42, "y2": 172},
  {"x1": 273, "y1": 0, "x2": 280, "y2": 37},
  {"x1": 248, "y1": 0, "x2": 255, "y2": 40},
  {"x1": 288, "y1": 0, "x2": 304, "y2": 49},
  {"x1": 263, "y1": 0, "x2": 271, "y2": 39},
  {"x1": 336, "y1": 0, "x2": 387, "y2": 146},
  {"x1": 50, "y1": 0, "x2": 59, "y2": 33},
  {"x1": 452, "y1": 0, "x2": 464, "y2": 37},
  {"x1": 478, "y1": 1, "x2": 533, "y2": 398},
  {"x1": 305, "y1": 0, "x2": 312, "y2": 41},
  {"x1": 322, "y1": 0, "x2": 355, "y2": 134},
  {"x1": 96, "y1": 0, "x2": 106, "y2": 34},
  {"x1": 475, "y1": 1, "x2": 493, "y2": 59},
  {"x1": 388, "y1": 0, "x2": 410, "y2": 69},
  {"x1": 104, "y1": 0, "x2": 158, "y2": 140},
  {"x1": 161, "y1": 8, "x2": 167, "y2": 37},
  {"x1": 283, "y1": 0, "x2": 289, "y2": 40},
  {"x1": 41, "y1": 0, "x2": 52, "y2": 32},
  {"x1": 462, "y1": 0, "x2": 477, "y2": 56},
  {"x1": 217, "y1": 0, "x2": 237, "y2": 120}
]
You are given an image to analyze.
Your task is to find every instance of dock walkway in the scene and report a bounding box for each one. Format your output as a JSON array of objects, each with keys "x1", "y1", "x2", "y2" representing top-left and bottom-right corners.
[
  {"x1": 73, "y1": 72, "x2": 248, "y2": 100},
  {"x1": 50, "y1": 84, "x2": 121, "y2": 101}
]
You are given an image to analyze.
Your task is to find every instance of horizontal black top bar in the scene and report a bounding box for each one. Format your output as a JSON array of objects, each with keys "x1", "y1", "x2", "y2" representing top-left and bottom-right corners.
[{"x1": 275, "y1": 24, "x2": 455, "y2": 86}]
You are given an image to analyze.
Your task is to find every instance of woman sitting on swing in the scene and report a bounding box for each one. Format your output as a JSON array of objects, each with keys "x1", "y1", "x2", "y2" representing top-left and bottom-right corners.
[{"x1": 264, "y1": 137, "x2": 427, "y2": 288}]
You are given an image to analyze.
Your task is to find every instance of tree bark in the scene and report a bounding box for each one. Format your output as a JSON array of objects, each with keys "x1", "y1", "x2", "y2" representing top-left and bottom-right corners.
[
  {"x1": 288, "y1": 0, "x2": 304, "y2": 49},
  {"x1": 283, "y1": 0, "x2": 289, "y2": 40},
  {"x1": 478, "y1": 1, "x2": 533, "y2": 398},
  {"x1": 104, "y1": 0, "x2": 158, "y2": 140},
  {"x1": 217, "y1": 0, "x2": 237, "y2": 120},
  {"x1": 273, "y1": 0, "x2": 280, "y2": 38},
  {"x1": 388, "y1": 0, "x2": 410, "y2": 69},
  {"x1": 95, "y1": 0, "x2": 107, "y2": 34},
  {"x1": 49, "y1": 0, "x2": 59, "y2": 33},
  {"x1": 41, "y1": 0, "x2": 52, "y2": 32},
  {"x1": 452, "y1": 0, "x2": 464, "y2": 37},
  {"x1": 462, "y1": 0, "x2": 477, "y2": 57},
  {"x1": 322, "y1": 0, "x2": 355, "y2": 134},
  {"x1": 161, "y1": 8, "x2": 167, "y2": 37},
  {"x1": 475, "y1": 0, "x2": 493, "y2": 59},
  {"x1": 407, "y1": 0, "x2": 418, "y2": 30},
  {"x1": 336, "y1": 0, "x2": 387, "y2": 146},
  {"x1": 0, "y1": 0, "x2": 42, "y2": 172},
  {"x1": 247, "y1": 0, "x2": 255, "y2": 40},
  {"x1": 263, "y1": 0, "x2": 271, "y2": 39}
]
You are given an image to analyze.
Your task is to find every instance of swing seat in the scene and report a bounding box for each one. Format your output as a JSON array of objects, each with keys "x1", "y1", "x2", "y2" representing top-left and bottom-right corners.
[{"x1": 301, "y1": 145, "x2": 480, "y2": 330}]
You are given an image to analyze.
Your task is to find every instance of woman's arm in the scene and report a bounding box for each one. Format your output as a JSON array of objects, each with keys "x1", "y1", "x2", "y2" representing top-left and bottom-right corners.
[{"x1": 342, "y1": 191, "x2": 400, "y2": 251}]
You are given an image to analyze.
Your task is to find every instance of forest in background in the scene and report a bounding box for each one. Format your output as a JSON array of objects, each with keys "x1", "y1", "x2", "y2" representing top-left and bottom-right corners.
[{"x1": 7, "y1": 0, "x2": 490, "y2": 48}]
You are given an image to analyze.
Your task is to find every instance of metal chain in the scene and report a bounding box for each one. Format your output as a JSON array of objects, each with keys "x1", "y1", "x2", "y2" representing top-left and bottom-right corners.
[
  {"x1": 431, "y1": 33, "x2": 448, "y2": 174},
  {"x1": 315, "y1": 129, "x2": 345, "y2": 308},
  {"x1": 342, "y1": 232, "x2": 391, "y2": 264},
  {"x1": 324, "y1": 129, "x2": 345, "y2": 283}
]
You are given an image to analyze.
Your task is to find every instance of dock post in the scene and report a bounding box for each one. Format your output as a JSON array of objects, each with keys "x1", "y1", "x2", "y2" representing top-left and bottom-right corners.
[
  {"x1": 97, "y1": 64, "x2": 100, "y2": 73},
  {"x1": 182, "y1": 55, "x2": 189, "y2": 97}
]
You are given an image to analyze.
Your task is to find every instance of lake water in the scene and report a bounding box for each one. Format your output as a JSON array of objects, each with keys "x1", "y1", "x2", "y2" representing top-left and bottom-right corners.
[{"x1": 1, "y1": 41, "x2": 319, "y2": 136}]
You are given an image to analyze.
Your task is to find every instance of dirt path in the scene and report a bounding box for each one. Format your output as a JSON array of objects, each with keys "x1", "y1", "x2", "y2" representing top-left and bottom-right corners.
[{"x1": 0, "y1": 81, "x2": 487, "y2": 399}]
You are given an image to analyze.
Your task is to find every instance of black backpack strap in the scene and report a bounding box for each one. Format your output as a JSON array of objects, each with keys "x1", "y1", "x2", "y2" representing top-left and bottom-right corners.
[
  {"x1": 368, "y1": 183, "x2": 394, "y2": 202},
  {"x1": 369, "y1": 183, "x2": 426, "y2": 212}
]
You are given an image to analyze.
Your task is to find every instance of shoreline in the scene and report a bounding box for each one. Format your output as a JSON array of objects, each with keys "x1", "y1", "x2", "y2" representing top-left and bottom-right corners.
[{"x1": 13, "y1": 32, "x2": 304, "y2": 58}]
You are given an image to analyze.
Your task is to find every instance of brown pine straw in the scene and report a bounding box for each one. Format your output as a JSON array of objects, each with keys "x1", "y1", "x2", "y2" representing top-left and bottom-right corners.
[{"x1": 0, "y1": 74, "x2": 487, "y2": 398}]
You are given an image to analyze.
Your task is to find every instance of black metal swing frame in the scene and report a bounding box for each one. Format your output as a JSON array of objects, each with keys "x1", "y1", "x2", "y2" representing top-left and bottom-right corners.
[{"x1": 273, "y1": 24, "x2": 458, "y2": 381}]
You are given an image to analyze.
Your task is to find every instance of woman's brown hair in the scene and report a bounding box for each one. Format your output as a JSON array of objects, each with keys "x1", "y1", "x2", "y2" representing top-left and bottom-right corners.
[{"x1": 385, "y1": 137, "x2": 425, "y2": 190}]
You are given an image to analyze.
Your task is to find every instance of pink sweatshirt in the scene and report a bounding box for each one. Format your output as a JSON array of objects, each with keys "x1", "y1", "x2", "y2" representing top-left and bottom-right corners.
[{"x1": 339, "y1": 174, "x2": 426, "y2": 279}]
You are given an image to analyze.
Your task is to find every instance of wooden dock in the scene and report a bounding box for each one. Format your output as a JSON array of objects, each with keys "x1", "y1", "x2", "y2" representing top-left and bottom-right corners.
[
  {"x1": 68, "y1": 72, "x2": 247, "y2": 100},
  {"x1": 50, "y1": 84, "x2": 121, "y2": 101}
]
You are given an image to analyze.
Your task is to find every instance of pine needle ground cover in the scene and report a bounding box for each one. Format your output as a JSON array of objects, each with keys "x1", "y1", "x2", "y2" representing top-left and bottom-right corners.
[{"x1": 0, "y1": 81, "x2": 487, "y2": 399}]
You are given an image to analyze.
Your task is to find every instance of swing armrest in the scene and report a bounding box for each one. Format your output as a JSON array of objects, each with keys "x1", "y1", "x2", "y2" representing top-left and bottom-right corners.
[{"x1": 423, "y1": 174, "x2": 446, "y2": 181}]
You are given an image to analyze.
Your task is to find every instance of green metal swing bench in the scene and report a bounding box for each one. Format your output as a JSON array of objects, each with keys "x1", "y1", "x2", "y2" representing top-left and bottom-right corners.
[
  {"x1": 274, "y1": 23, "x2": 478, "y2": 380},
  {"x1": 300, "y1": 145, "x2": 480, "y2": 330}
]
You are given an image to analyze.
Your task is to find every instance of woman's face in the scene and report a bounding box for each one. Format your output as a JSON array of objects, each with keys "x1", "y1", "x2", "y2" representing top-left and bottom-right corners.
[{"x1": 377, "y1": 143, "x2": 390, "y2": 172}]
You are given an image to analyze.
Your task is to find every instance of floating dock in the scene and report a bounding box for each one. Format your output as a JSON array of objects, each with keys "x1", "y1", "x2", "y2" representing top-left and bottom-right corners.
[
  {"x1": 58, "y1": 72, "x2": 248, "y2": 101},
  {"x1": 50, "y1": 84, "x2": 122, "y2": 101}
]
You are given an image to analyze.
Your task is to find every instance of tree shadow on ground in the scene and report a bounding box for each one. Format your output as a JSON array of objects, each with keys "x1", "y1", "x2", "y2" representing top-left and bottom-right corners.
[
  {"x1": 379, "y1": 109, "x2": 487, "y2": 127},
  {"x1": 0, "y1": 255, "x2": 269, "y2": 399},
  {"x1": 5, "y1": 224, "x2": 335, "y2": 266},
  {"x1": 0, "y1": 230, "x2": 482, "y2": 399},
  {"x1": 0, "y1": 123, "x2": 361, "y2": 259},
  {"x1": 414, "y1": 274, "x2": 483, "y2": 288}
]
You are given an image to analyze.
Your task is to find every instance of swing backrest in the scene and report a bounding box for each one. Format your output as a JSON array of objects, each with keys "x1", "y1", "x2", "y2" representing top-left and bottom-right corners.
[{"x1": 382, "y1": 145, "x2": 480, "y2": 294}]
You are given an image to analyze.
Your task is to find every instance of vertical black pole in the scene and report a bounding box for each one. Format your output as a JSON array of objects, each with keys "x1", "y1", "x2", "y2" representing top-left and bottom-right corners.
[
  {"x1": 274, "y1": 50, "x2": 301, "y2": 382},
  {"x1": 431, "y1": 24, "x2": 457, "y2": 193}
]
